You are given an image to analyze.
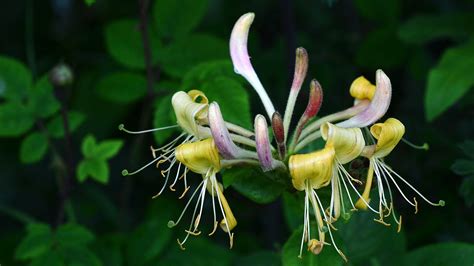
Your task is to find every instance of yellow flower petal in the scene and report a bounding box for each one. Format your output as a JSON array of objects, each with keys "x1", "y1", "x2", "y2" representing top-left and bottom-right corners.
[
  {"x1": 175, "y1": 138, "x2": 221, "y2": 175},
  {"x1": 370, "y1": 118, "x2": 405, "y2": 158},
  {"x1": 321, "y1": 122, "x2": 365, "y2": 164},
  {"x1": 289, "y1": 146, "x2": 335, "y2": 190},
  {"x1": 350, "y1": 76, "x2": 375, "y2": 100},
  {"x1": 172, "y1": 90, "x2": 209, "y2": 137}
]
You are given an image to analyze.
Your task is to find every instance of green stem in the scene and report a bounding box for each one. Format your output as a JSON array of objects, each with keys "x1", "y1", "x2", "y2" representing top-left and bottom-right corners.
[{"x1": 0, "y1": 204, "x2": 37, "y2": 224}]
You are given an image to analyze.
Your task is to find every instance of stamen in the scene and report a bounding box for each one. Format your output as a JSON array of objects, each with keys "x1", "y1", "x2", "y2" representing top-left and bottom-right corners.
[
  {"x1": 414, "y1": 197, "x2": 418, "y2": 214},
  {"x1": 212, "y1": 176, "x2": 234, "y2": 248},
  {"x1": 118, "y1": 123, "x2": 178, "y2": 134},
  {"x1": 401, "y1": 138, "x2": 429, "y2": 151},
  {"x1": 169, "y1": 163, "x2": 183, "y2": 191},
  {"x1": 209, "y1": 178, "x2": 218, "y2": 236},
  {"x1": 167, "y1": 180, "x2": 205, "y2": 228},
  {"x1": 122, "y1": 156, "x2": 161, "y2": 176},
  {"x1": 178, "y1": 186, "x2": 190, "y2": 199}
]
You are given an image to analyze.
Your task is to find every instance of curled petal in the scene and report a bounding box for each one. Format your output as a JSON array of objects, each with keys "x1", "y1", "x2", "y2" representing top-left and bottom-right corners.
[
  {"x1": 216, "y1": 185, "x2": 238, "y2": 232},
  {"x1": 350, "y1": 76, "x2": 375, "y2": 100},
  {"x1": 172, "y1": 90, "x2": 209, "y2": 137},
  {"x1": 289, "y1": 146, "x2": 335, "y2": 191},
  {"x1": 175, "y1": 138, "x2": 221, "y2": 175},
  {"x1": 209, "y1": 102, "x2": 241, "y2": 159},
  {"x1": 337, "y1": 69, "x2": 392, "y2": 128},
  {"x1": 371, "y1": 118, "x2": 405, "y2": 158},
  {"x1": 321, "y1": 122, "x2": 365, "y2": 164},
  {"x1": 230, "y1": 13, "x2": 275, "y2": 118}
]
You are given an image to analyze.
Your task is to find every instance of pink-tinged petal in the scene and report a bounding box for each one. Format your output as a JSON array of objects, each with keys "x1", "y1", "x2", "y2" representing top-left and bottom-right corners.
[
  {"x1": 337, "y1": 69, "x2": 392, "y2": 128},
  {"x1": 283, "y1": 47, "x2": 309, "y2": 138},
  {"x1": 208, "y1": 102, "x2": 241, "y2": 159},
  {"x1": 255, "y1": 115, "x2": 275, "y2": 171},
  {"x1": 230, "y1": 13, "x2": 275, "y2": 118}
]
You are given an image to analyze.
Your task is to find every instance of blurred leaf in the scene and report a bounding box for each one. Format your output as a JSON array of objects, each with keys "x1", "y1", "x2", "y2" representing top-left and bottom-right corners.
[
  {"x1": 81, "y1": 135, "x2": 97, "y2": 158},
  {"x1": 91, "y1": 140, "x2": 123, "y2": 160},
  {"x1": 57, "y1": 243, "x2": 102, "y2": 266},
  {"x1": 399, "y1": 13, "x2": 474, "y2": 45},
  {"x1": 104, "y1": 20, "x2": 160, "y2": 69},
  {"x1": 20, "y1": 132, "x2": 48, "y2": 164},
  {"x1": 155, "y1": 80, "x2": 180, "y2": 92},
  {"x1": 158, "y1": 34, "x2": 227, "y2": 77},
  {"x1": 46, "y1": 111, "x2": 85, "y2": 138},
  {"x1": 153, "y1": 94, "x2": 177, "y2": 145},
  {"x1": 403, "y1": 242, "x2": 474, "y2": 266},
  {"x1": 0, "y1": 102, "x2": 35, "y2": 137},
  {"x1": 338, "y1": 211, "x2": 406, "y2": 266},
  {"x1": 96, "y1": 72, "x2": 147, "y2": 103},
  {"x1": 77, "y1": 159, "x2": 109, "y2": 183},
  {"x1": 159, "y1": 238, "x2": 234, "y2": 266},
  {"x1": 30, "y1": 251, "x2": 64, "y2": 266},
  {"x1": 356, "y1": 28, "x2": 406, "y2": 69},
  {"x1": 153, "y1": 0, "x2": 208, "y2": 39},
  {"x1": 202, "y1": 76, "x2": 251, "y2": 128},
  {"x1": 92, "y1": 234, "x2": 124, "y2": 266},
  {"x1": 451, "y1": 159, "x2": 474, "y2": 175},
  {"x1": 181, "y1": 60, "x2": 241, "y2": 91},
  {"x1": 459, "y1": 175, "x2": 474, "y2": 207},
  {"x1": 15, "y1": 223, "x2": 53, "y2": 260},
  {"x1": 281, "y1": 224, "x2": 344, "y2": 266},
  {"x1": 0, "y1": 56, "x2": 31, "y2": 101},
  {"x1": 235, "y1": 250, "x2": 281, "y2": 266},
  {"x1": 56, "y1": 223, "x2": 95, "y2": 246},
  {"x1": 27, "y1": 75, "x2": 60, "y2": 118},
  {"x1": 282, "y1": 192, "x2": 304, "y2": 231},
  {"x1": 222, "y1": 168, "x2": 286, "y2": 204},
  {"x1": 458, "y1": 140, "x2": 474, "y2": 159},
  {"x1": 425, "y1": 41, "x2": 474, "y2": 121},
  {"x1": 354, "y1": 0, "x2": 399, "y2": 24}
]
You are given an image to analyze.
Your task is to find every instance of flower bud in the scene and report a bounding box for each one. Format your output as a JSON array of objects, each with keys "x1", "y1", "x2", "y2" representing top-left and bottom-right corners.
[{"x1": 49, "y1": 63, "x2": 74, "y2": 87}]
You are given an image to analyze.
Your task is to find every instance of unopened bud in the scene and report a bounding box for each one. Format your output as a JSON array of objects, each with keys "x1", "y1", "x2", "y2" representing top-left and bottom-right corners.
[
  {"x1": 49, "y1": 63, "x2": 74, "y2": 87},
  {"x1": 271, "y1": 111, "x2": 286, "y2": 159}
]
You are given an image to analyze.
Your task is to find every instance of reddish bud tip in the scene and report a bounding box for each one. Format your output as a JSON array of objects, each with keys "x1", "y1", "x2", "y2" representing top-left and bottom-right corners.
[
  {"x1": 304, "y1": 79, "x2": 323, "y2": 118},
  {"x1": 271, "y1": 112, "x2": 285, "y2": 144}
]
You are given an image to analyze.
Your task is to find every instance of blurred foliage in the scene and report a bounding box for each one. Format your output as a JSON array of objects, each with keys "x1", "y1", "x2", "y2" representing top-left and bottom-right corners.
[{"x1": 0, "y1": 0, "x2": 473, "y2": 265}]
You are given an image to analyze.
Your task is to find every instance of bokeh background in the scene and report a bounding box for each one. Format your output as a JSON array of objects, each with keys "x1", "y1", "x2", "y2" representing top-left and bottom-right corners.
[{"x1": 1, "y1": 0, "x2": 473, "y2": 265}]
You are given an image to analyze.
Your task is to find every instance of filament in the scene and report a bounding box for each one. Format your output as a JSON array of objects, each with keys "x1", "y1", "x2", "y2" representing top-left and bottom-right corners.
[{"x1": 119, "y1": 123, "x2": 178, "y2": 134}]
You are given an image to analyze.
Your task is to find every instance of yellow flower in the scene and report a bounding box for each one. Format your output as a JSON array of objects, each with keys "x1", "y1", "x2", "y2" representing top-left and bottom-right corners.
[
  {"x1": 168, "y1": 138, "x2": 237, "y2": 250},
  {"x1": 289, "y1": 147, "x2": 347, "y2": 261},
  {"x1": 355, "y1": 118, "x2": 444, "y2": 230}
]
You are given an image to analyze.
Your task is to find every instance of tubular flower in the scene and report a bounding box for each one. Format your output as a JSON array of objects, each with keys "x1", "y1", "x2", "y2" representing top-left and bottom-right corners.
[
  {"x1": 320, "y1": 122, "x2": 366, "y2": 223},
  {"x1": 169, "y1": 138, "x2": 237, "y2": 250},
  {"x1": 355, "y1": 118, "x2": 444, "y2": 230},
  {"x1": 289, "y1": 147, "x2": 347, "y2": 261},
  {"x1": 120, "y1": 90, "x2": 212, "y2": 199}
]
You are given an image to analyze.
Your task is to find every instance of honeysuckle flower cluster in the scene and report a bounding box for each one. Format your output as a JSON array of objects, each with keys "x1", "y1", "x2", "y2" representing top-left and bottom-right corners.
[{"x1": 120, "y1": 12, "x2": 444, "y2": 261}]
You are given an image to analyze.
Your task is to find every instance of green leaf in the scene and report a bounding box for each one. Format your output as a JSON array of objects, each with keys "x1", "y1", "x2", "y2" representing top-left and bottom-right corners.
[
  {"x1": 153, "y1": 94, "x2": 177, "y2": 145},
  {"x1": 404, "y1": 242, "x2": 474, "y2": 266},
  {"x1": 56, "y1": 223, "x2": 95, "y2": 246},
  {"x1": 181, "y1": 60, "x2": 241, "y2": 91},
  {"x1": 338, "y1": 211, "x2": 406, "y2": 266},
  {"x1": 81, "y1": 135, "x2": 97, "y2": 158},
  {"x1": 27, "y1": 75, "x2": 60, "y2": 118},
  {"x1": 77, "y1": 159, "x2": 109, "y2": 184},
  {"x1": 92, "y1": 234, "x2": 124, "y2": 266},
  {"x1": 201, "y1": 76, "x2": 251, "y2": 128},
  {"x1": 458, "y1": 140, "x2": 474, "y2": 160},
  {"x1": 91, "y1": 140, "x2": 123, "y2": 160},
  {"x1": 57, "y1": 244, "x2": 102, "y2": 266},
  {"x1": 354, "y1": 0, "x2": 399, "y2": 24},
  {"x1": 96, "y1": 72, "x2": 147, "y2": 103},
  {"x1": 0, "y1": 102, "x2": 35, "y2": 137},
  {"x1": 282, "y1": 192, "x2": 304, "y2": 231},
  {"x1": 0, "y1": 56, "x2": 32, "y2": 101},
  {"x1": 152, "y1": 0, "x2": 208, "y2": 39},
  {"x1": 104, "y1": 20, "x2": 161, "y2": 69},
  {"x1": 356, "y1": 27, "x2": 406, "y2": 69},
  {"x1": 30, "y1": 251, "x2": 64, "y2": 266},
  {"x1": 425, "y1": 41, "x2": 474, "y2": 121},
  {"x1": 282, "y1": 224, "x2": 344, "y2": 266},
  {"x1": 459, "y1": 175, "x2": 474, "y2": 207},
  {"x1": 47, "y1": 111, "x2": 86, "y2": 138},
  {"x1": 158, "y1": 34, "x2": 227, "y2": 77},
  {"x1": 236, "y1": 251, "x2": 281, "y2": 266},
  {"x1": 222, "y1": 168, "x2": 286, "y2": 204},
  {"x1": 15, "y1": 223, "x2": 53, "y2": 260},
  {"x1": 451, "y1": 159, "x2": 474, "y2": 175},
  {"x1": 20, "y1": 132, "x2": 48, "y2": 164},
  {"x1": 398, "y1": 13, "x2": 474, "y2": 45}
]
